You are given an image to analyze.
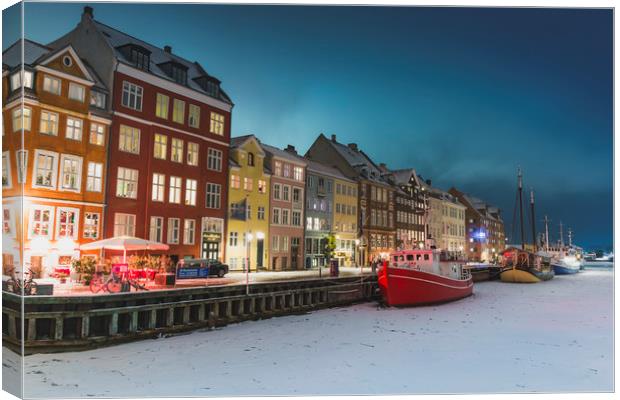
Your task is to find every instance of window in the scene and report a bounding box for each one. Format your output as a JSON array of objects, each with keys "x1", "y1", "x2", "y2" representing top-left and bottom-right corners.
[
  {"x1": 130, "y1": 47, "x2": 150, "y2": 71},
  {"x1": 244, "y1": 177, "x2": 253, "y2": 191},
  {"x1": 272, "y1": 208, "x2": 280, "y2": 224},
  {"x1": 282, "y1": 186, "x2": 290, "y2": 201},
  {"x1": 86, "y1": 162, "x2": 103, "y2": 192},
  {"x1": 155, "y1": 93, "x2": 169, "y2": 119},
  {"x1": 258, "y1": 206, "x2": 265, "y2": 220},
  {"x1": 187, "y1": 142, "x2": 199, "y2": 166},
  {"x1": 90, "y1": 91, "x2": 106, "y2": 108},
  {"x1": 57, "y1": 208, "x2": 79, "y2": 239},
  {"x1": 152, "y1": 173, "x2": 165, "y2": 202},
  {"x1": 33, "y1": 150, "x2": 58, "y2": 189},
  {"x1": 247, "y1": 152, "x2": 255, "y2": 166},
  {"x1": 30, "y1": 206, "x2": 53, "y2": 239},
  {"x1": 12, "y1": 107, "x2": 31, "y2": 132},
  {"x1": 113, "y1": 213, "x2": 136, "y2": 236},
  {"x1": 119, "y1": 125, "x2": 141, "y2": 154},
  {"x1": 185, "y1": 179, "x2": 197, "y2": 206},
  {"x1": 40, "y1": 110, "x2": 59, "y2": 135},
  {"x1": 10, "y1": 70, "x2": 33, "y2": 90},
  {"x1": 121, "y1": 81, "x2": 143, "y2": 111},
  {"x1": 16, "y1": 150, "x2": 27, "y2": 184},
  {"x1": 230, "y1": 174, "x2": 240, "y2": 189},
  {"x1": 283, "y1": 164, "x2": 291, "y2": 178},
  {"x1": 292, "y1": 211, "x2": 301, "y2": 226},
  {"x1": 154, "y1": 134, "x2": 167, "y2": 159},
  {"x1": 183, "y1": 219, "x2": 196, "y2": 245},
  {"x1": 116, "y1": 167, "x2": 138, "y2": 198},
  {"x1": 209, "y1": 112, "x2": 225, "y2": 135},
  {"x1": 83, "y1": 213, "x2": 100, "y2": 239},
  {"x1": 293, "y1": 187, "x2": 301, "y2": 203},
  {"x1": 258, "y1": 180, "x2": 266, "y2": 194},
  {"x1": 188, "y1": 104, "x2": 200, "y2": 128},
  {"x1": 273, "y1": 184, "x2": 281, "y2": 200},
  {"x1": 282, "y1": 236, "x2": 289, "y2": 252},
  {"x1": 171, "y1": 138, "x2": 184, "y2": 163},
  {"x1": 167, "y1": 218, "x2": 180, "y2": 244},
  {"x1": 149, "y1": 216, "x2": 164, "y2": 242},
  {"x1": 207, "y1": 148, "x2": 222, "y2": 171},
  {"x1": 172, "y1": 99, "x2": 185, "y2": 124},
  {"x1": 206, "y1": 183, "x2": 221, "y2": 209},
  {"x1": 294, "y1": 166, "x2": 303, "y2": 181},
  {"x1": 43, "y1": 75, "x2": 61, "y2": 95},
  {"x1": 89, "y1": 123, "x2": 105, "y2": 145},
  {"x1": 169, "y1": 176, "x2": 182, "y2": 204},
  {"x1": 272, "y1": 235, "x2": 279, "y2": 251},
  {"x1": 281, "y1": 209, "x2": 289, "y2": 225},
  {"x1": 229, "y1": 232, "x2": 238, "y2": 247},
  {"x1": 274, "y1": 161, "x2": 282, "y2": 176},
  {"x1": 68, "y1": 82, "x2": 85, "y2": 102},
  {"x1": 66, "y1": 117, "x2": 83, "y2": 141},
  {"x1": 2, "y1": 153, "x2": 10, "y2": 188}
]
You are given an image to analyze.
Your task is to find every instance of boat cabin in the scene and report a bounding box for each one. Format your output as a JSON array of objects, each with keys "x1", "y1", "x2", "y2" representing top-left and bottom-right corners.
[{"x1": 390, "y1": 249, "x2": 467, "y2": 280}]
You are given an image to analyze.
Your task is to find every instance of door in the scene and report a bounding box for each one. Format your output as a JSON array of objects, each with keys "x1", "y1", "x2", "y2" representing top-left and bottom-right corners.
[
  {"x1": 205, "y1": 242, "x2": 219, "y2": 260},
  {"x1": 256, "y1": 239, "x2": 264, "y2": 268},
  {"x1": 291, "y1": 246, "x2": 298, "y2": 269}
]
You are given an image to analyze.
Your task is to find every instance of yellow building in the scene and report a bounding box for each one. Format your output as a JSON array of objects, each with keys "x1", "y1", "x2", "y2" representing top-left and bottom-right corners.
[
  {"x1": 226, "y1": 135, "x2": 271, "y2": 271},
  {"x1": 333, "y1": 175, "x2": 359, "y2": 267}
]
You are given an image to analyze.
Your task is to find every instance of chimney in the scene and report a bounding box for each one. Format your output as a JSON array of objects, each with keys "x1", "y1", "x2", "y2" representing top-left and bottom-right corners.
[
  {"x1": 379, "y1": 163, "x2": 387, "y2": 170},
  {"x1": 164, "y1": 45, "x2": 172, "y2": 54},
  {"x1": 82, "y1": 6, "x2": 94, "y2": 20},
  {"x1": 347, "y1": 143, "x2": 358, "y2": 151},
  {"x1": 426, "y1": 179, "x2": 432, "y2": 186},
  {"x1": 331, "y1": 134, "x2": 337, "y2": 143},
  {"x1": 285, "y1": 145, "x2": 297, "y2": 155}
]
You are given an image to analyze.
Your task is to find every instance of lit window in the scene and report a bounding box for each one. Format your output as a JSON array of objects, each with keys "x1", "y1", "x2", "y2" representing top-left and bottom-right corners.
[
  {"x1": 167, "y1": 218, "x2": 180, "y2": 244},
  {"x1": 230, "y1": 174, "x2": 240, "y2": 189},
  {"x1": 185, "y1": 179, "x2": 197, "y2": 206},
  {"x1": 10, "y1": 70, "x2": 33, "y2": 91},
  {"x1": 116, "y1": 167, "x2": 138, "y2": 198},
  {"x1": 33, "y1": 150, "x2": 58, "y2": 189},
  {"x1": 29, "y1": 206, "x2": 54, "y2": 239},
  {"x1": 169, "y1": 176, "x2": 182, "y2": 204},
  {"x1": 57, "y1": 207, "x2": 79, "y2": 239},
  {"x1": 187, "y1": 142, "x2": 199, "y2": 166},
  {"x1": 114, "y1": 213, "x2": 136, "y2": 236},
  {"x1": 119, "y1": 125, "x2": 140, "y2": 154},
  {"x1": 86, "y1": 162, "x2": 103, "y2": 192},
  {"x1": 155, "y1": 93, "x2": 169, "y2": 119},
  {"x1": 188, "y1": 104, "x2": 200, "y2": 128},
  {"x1": 12, "y1": 107, "x2": 31, "y2": 132},
  {"x1": 89, "y1": 123, "x2": 105, "y2": 145},
  {"x1": 121, "y1": 81, "x2": 143, "y2": 111},
  {"x1": 154, "y1": 134, "x2": 167, "y2": 159},
  {"x1": 209, "y1": 112, "x2": 224, "y2": 135},
  {"x1": 149, "y1": 216, "x2": 164, "y2": 243},
  {"x1": 207, "y1": 148, "x2": 222, "y2": 171},
  {"x1": 83, "y1": 212, "x2": 100, "y2": 239},
  {"x1": 43, "y1": 75, "x2": 61, "y2": 95},
  {"x1": 283, "y1": 164, "x2": 290, "y2": 178},
  {"x1": 171, "y1": 138, "x2": 183, "y2": 163},
  {"x1": 90, "y1": 91, "x2": 106, "y2": 108},
  {"x1": 206, "y1": 183, "x2": 221, "y2": 209},
  {"x1": 229, "y1": 232, "x2": 238, "y2": 247},
  {"x1": 294, "y1": 166, "x2": 303, "y2": 181},
  {"x1": 244, "y1": 177, "x2": 253, "y2": 191},
  {"x1": 66, "y1": 117, "x2": 83, "y2": 141},
  {"x1": 247, "y1": 152, "x2": 255, "y2": 166},
  {"x1": 39, "y1": 110, "x2": 59, "y2": 135},
  {"x1": 68, "y1": 82, "x2": 86, "y2": 102},
  {"x1": 183, "y1": 219, "x2": 196, "y2": 245},
  {"x1": 258, "y1": 180, "x2": 266, "y2": 193},
  {"x1": 152, "y1": 173, "x2": 165, "y2": 202},
  {"x1": 172, "y1": 99, "x2": 185, "y2": 124}
]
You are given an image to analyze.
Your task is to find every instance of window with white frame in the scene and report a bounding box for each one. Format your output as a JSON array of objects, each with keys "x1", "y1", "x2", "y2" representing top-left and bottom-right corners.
[
  {"x1": 274, "y1": 161, "x2": 282, "y2": 176},
  {"x1": 3, "y1": 208, "x2": 13, "y2": 235},
  {"x1": 272, "y1": 235, "x2": 279, "y2": 251},
  {"x1": 56, "y1": 207, "x2": 79, "y2": 239},
  {"x1": 183, "y1": 219, "x2": 196, "y2": 245},
  {"x1": 230, "y1": 174, "x2": 240, "y2": 189},
  {"x1": 283, "y1": 164, "x2": 291, "y2": 178},
  {"x1": 43, "y1": 75, "x2": 61, "y2": 95},
  {"x1": 40, "y1": 110, "x2": 59, "y2": 135},
  {"x1": 29, "y1": 206, "x2": 54, "y2": 239},
  {"x1": 282, "y1": 209, "x2": 289, "y2": 225},
  {"x1": 59, "y1": 155, "x2": 82, "y2": 191},
  {"x1": 149, "y1": 216, "x2": 164, "y2": 242},
  {"x1": 187, "y1": 142, "x2": 199, "y2": 166},
  {"x1": 273, "y1": 183, "x2": 281, "y2": 200},
  {"x1": 66, "y1": 117, "x2": 83, "y2": 141},
  {"x1": 169, "y1": 176, "x2": 182, "y2": 204},
  {"x1": 152, "y1": 173, "x2": 165, "y2": 202},
  {"x1": 258, "y1": 180, "x2": 266, "y2": 194},
  {"x1": 116, "y1": 167, "x2": 138, "y2": 198},
  {"x1": 282, "y1": 236, "x2": 289, "y2": 251},
  {"x1": 119, "y1": 125, "x2": 141, "y2": 154},
  {"x1": 16, "y1": 150, "x2": 27, "y2": 184},
  {"x1": 83, "y1": 212, "x2": 100, "y2": 239},
  {"x1": 12, "y1": 107, "x2": 31, "y2": 132},
  {"x1": 282, "y1": 185, "x2": 290, "y2": 201},
  {"x1": 10, "y1": 70, "x2": 33, "y2": 91},
  {"x1": 89, "y1": 123, "x2": 105, "y2": 145},
  {"x1": 294, "y1": 166, "x2": 303, "y2": 181},
  {"x1": 155, "y1": 93, "x2": 169, "y2": 119},
  {"x1": 292, "y1": 211, "x2": 301, "y2": 226},
  {"x1": 206, "y1": 183, "x2": 221, "y2": 209},
  {"x1": 207, "y1": 148, "x2": 222, "y2": 171},
  {"x1": 90, "y1": 91, "x2": 106, "y2": 108},
  {"x1": 114, "y1": 213, "x2": 136, "y2": 236},
  {"x1": 258, "y1": 206, "x2": 265, "y2": 220},
  {"x1": 209, "y1": 112, "x2": 224, "y2": 135},
  {"x1": 272, "y1": 208, "x2": 280, "y2": 224},
  {"x1": 68, "y1": 82, "x2": 86, "y2": 102},
  {"x1": 293, "y1": 187, "x2": 301, "y2": 203},
  {"x1": 2, "y1": 152, "x2": 11, "y2": 188},
  {"x1": 33, "y1": 150, "x2": 58, "y2": 189},
  {"x1": 121, "y1": 81, "x2": 143, "y2": 111},
  {"x1": 244, "y1": 177, "x2": 253, "y2": 191},
  {"x1": 154, "y1": 134, "x2": 167, "y2": 159},
  {"x1": 185, "y1": 179, "x2": 197, "y2": 206},
  {"x1": 229, "y1": 231, "x2": 238, "y2": 247},
  {"x1": 171, "y1": 138, "x2": 183, "y2": 163},
  {"x1": 172, "y1": 99, "x2": 185, "y2": 124},
  {"x1": 86, "y1": 162, "x2": 103, "y2": 192},
  {"x1": 188, "y1": 104, "x2": 200, "y2": 128},
  {"x1": 167, "y1": 218, "x2": 180, "y2": 244}
]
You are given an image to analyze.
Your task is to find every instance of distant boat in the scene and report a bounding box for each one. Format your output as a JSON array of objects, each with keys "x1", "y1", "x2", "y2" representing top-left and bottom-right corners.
[
  {"x1": 501, "y1": 247, "x2": 555, "y2": 283},
  {"x1": 377, "y1": 249, "x2": 473, "y2": 306}
]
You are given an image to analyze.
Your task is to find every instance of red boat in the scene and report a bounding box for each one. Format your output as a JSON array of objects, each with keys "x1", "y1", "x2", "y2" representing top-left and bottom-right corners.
[{"x1": 377, "y1": 249, "x2": 474, "y2": 306}]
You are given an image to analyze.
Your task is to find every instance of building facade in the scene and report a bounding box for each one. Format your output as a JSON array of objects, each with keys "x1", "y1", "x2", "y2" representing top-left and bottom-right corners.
[
  {"x1": 226, "y1": 135, "x2": 270, "y2": 271},
  {"x1": 303, "y1": 161, "x2": 334, "y2": 268},
  {"x1": 427, "y1": 187, "x2": 466, "y2": 256},
  {"x1": 2, "y1": 40, "x2": 111, "y2": 278},
  {"x1": 50, "y1": 7, "x2": 233, "y2": 263},
  {"x1": 332, "y1": 174, "x2": 359, "y2": 267},
  {"x1": 383, "y1": 168, "x2": 425, "y2": 249}
]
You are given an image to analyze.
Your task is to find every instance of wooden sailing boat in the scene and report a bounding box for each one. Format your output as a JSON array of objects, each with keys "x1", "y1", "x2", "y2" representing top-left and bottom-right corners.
[{"x1": 500, "y1": 168, "x2": 555, "y2": 283}]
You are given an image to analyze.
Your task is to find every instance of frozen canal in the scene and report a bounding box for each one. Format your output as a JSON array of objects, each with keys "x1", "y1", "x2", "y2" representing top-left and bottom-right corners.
[{"x1": 5, "y1": 269, "x2": 614, "y2": 397}]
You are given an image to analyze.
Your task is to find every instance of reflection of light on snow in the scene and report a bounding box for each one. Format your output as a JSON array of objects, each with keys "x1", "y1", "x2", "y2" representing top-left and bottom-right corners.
[
  {"x1": 56, "y1": 237, "x2": 77, "y2": 253},
  {"x1": 29, "y1": 237, "x2": 50, "y2": 254}
]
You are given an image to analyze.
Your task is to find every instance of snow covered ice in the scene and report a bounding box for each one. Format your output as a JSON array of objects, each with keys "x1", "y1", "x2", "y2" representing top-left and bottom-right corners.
[{"x1": 7, "y1": 269, "x2": 613, "y2": 397}]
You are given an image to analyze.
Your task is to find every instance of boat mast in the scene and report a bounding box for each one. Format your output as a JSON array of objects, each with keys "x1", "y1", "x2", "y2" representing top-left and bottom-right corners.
[
  {"x1": 518, "y1": 168, "x2": 525, "y2": 250},
  {"x1": 530, "y1": 188, "x2": 536, "y2": 251},
  {"x1": 559, "y1": 221, "x2": 564, "y2": 248},
  {"x1": 568, "y1": 228, "x2": 572, "y2": 247},
  {"x1": 544, "y1": 215, "x2": 550, "y2": 252}
]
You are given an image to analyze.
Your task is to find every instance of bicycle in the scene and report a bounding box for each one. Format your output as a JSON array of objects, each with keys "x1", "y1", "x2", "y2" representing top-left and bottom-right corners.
[{"x1": 89, "y1": 271, "x2": 123, "y2": 293}]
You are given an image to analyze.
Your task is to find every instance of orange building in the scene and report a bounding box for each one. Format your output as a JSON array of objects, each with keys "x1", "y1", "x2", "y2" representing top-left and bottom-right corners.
[{"x1": 2, "y1": 39, "x2": 111, "y2": 278}]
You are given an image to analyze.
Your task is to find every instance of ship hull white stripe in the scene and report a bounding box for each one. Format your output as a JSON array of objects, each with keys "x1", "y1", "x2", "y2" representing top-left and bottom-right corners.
[{"x1": 389, "y1": 274, "x2": 473, "y2": 290}]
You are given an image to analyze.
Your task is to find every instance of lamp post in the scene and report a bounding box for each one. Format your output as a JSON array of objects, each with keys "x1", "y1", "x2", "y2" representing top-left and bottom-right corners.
[{"x1": 246, "y1": 232, "x2": 253, "y2": 295}]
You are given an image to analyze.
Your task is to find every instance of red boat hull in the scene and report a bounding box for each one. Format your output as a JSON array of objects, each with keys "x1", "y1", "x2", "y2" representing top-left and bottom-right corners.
[{"x1": 377, "y1": 267, "x2": 474, "y2": 307}]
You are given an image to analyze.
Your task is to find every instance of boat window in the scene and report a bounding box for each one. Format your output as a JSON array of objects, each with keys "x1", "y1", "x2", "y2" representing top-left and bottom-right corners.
[
  {"x1": 399, "y1": 255, "x2": 404, "y2": 261},
  {"x1": 424, "y1": 254, "x2": 430, "y2": 261},
  {"x1": 406, "y1": 254, "x2": 414, "y2": 261},
  {"x1": 416, "y1": 254, "x2": 422, "y2": 260},
  {"x1": 393, "y1": 256, "x2": 398, "y2": 262}
]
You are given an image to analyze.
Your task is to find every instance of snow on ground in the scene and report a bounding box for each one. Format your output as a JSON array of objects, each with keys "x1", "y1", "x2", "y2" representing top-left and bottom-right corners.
[{"x1": 7, "y1": 269, "x2": 614, "y2": 397}]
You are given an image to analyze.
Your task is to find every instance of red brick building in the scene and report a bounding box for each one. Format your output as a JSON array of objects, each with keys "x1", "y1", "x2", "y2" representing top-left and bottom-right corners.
[{"x1": 49, "y1": 7, "x2": 233, "y2": 263}]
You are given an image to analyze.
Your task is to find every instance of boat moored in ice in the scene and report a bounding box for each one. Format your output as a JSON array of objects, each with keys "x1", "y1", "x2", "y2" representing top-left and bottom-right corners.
[{"x1": 500, "y1": 247, "x2": 555, "y2": 283}]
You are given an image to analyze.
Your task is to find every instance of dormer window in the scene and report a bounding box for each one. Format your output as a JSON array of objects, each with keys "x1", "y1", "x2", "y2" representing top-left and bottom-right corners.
[
  {"x1": 10, "y1": 70, "x2": 33, "y2": 91},
  {"x1": 117, "y1": 44, "x2": 151, "y2": 72},
  {"x1": 171, "y1": 65, "x2": 187, "y2": 85},
  {"x1": 193, "y1": 75, "x2": 221, "y2": 98},
  {"x1": 90, "y1": 90, "x2": 106, "y2": 109}
]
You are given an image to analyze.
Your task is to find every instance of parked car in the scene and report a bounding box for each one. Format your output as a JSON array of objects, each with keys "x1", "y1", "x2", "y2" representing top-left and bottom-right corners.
[{"x1": 175, "y1": 259, "x2": 229, "y2": 279}]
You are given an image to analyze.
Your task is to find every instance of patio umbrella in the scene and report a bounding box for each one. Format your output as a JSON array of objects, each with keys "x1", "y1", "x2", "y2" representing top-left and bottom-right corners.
[{"x1": 79, "y1": 236, "x2": 169, "y2": 262}]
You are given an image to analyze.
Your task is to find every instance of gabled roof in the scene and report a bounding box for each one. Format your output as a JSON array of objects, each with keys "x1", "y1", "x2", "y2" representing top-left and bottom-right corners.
[
  {"x1": 321, "y1": 135, "x2": 390, "y2": 185},
  {"x1": 3, "y1": 39, "x2": 51, "y2": 70},
  {"x1": 91, "y1": 19, "x2": 232, "y2": 105},
  {"x1": 230, "y1": 134, "x2": 265, "y2": 156},
  {"x1": 261, "y1": 143, "x2": 308, "y2": 166},
  {"x1": 390, "y1": 168, "x2": 421, "y2": 187},
  {"x1": 35, "y1": 44, "x2": 95, "y2": 82},
  {"x1": 305, "y1": 159, "x2": 354, "y2": 183}
]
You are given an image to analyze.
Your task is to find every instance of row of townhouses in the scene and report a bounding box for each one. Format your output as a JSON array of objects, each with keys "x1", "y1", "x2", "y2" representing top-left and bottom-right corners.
[{"x1": 2, "y1": 7, "x2": 505, "y2": 277}]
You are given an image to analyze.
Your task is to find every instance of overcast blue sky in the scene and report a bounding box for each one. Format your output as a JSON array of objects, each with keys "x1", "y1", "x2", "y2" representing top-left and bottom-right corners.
[{"x1": 3, "y1": 3, "x2": 613, "y2": 249}]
